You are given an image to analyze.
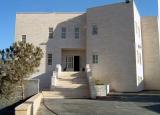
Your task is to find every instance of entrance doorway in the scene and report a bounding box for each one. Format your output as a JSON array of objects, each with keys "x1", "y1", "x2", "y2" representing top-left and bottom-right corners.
[
  {"x1": 65, "y1": 56, "x2": 80, "y2": 71},
  {"x1": 74, "y1": 56, "x2": 80, "y2": 71}
]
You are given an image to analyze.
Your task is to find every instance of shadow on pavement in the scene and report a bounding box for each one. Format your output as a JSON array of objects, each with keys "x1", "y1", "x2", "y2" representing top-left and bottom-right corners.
[
  {"x1": 143, "y1": 104, "x2": 160, "y2": 114},
  {"x1": 0, "y1": 97, "x2": 30, "y2": 115},
  {"x1": 97, "y1": 94, "x2": 160, "y2": 103}
]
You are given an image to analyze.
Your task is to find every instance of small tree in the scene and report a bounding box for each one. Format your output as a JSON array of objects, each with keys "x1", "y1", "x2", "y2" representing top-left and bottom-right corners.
[{"x1": 0, "y1": 42, "x2": 43, "y2": 98}]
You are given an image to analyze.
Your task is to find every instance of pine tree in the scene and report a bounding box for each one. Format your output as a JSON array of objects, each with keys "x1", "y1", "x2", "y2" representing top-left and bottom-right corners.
[{"x1": 0, "y1": 41, "x2": 43, "y2": 98}]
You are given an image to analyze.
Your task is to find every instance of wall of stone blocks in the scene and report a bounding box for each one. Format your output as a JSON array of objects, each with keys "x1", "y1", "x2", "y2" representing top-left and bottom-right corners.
[
  {"x1": 86, "y1": 2, "x2": 139, "y2": 92},
  {"x1": 141, "y1": 17, "x2": 160, "y2": 90}
]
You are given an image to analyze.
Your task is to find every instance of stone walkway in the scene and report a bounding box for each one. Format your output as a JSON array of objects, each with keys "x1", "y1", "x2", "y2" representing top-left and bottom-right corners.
[{"x1": 37, "y1": 94, "x2": 160, "y2": 115}]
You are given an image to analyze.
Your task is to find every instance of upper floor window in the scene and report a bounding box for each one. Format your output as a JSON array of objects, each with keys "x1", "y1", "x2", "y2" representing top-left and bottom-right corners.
[
  {"x1": 22, "y1": 35, "x2": 26, "y2": 43},
  {"x1": 61, "y1": 27, "x2": 66, "y2": 39},
  {"x1": 75, "y1": 27, "x2": 80, "y2": 39},
  {"x1": 92, "y1": 25, "x2": 98, "y2": 35},
  {"x1": 48, "y1": 54, "x2": 52, "y2": 65},
  {"x1": 92, "y1": 54, "x2": 98, "y2": 64},
  {"x1": 49, "y1": 27, "x2": 53, "y2": 39}
]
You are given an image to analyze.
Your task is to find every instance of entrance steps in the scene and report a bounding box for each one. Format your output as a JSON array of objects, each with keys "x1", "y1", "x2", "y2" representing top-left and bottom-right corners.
[{"x1": 43, "y1": 72, "x2": 90, "y2": 99}]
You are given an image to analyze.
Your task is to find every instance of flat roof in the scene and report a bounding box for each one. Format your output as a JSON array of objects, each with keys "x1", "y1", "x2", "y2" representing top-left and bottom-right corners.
[{"x1": 16, "y1": 12, "x2": 85, "y2": 14}]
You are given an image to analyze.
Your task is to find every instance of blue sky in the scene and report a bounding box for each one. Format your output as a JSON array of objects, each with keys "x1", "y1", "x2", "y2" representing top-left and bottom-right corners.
[{"x1": 0, "y1": 0, "x2": 158, "y2": 49}]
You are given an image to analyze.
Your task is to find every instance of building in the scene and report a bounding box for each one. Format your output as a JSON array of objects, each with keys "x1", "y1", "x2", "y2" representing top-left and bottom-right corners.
[
  {"x1": 15, "y1": 0, "x2": 160, "y2": 93},
  {"x1": 141, "y1": 0, "x2": 160, "y2": 90}
]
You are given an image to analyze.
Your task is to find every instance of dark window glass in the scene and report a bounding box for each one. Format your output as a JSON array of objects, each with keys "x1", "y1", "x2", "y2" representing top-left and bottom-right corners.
[
  {"x1": 92, "y1": 25, "x2": 98, "y2": 35},
  {"x1": 75, "y1": 27, "x2": 80, "y2": 39},
  {"x1": 49, "y1": 27, "x2": 53, "y2": 39},
  {"x1": 48, "y1": 54, "x2": 52, "y2": 65},
  {"x1": 61, "y1": 27, "x2": 66, "y2": 39},
  {"x1": 92, "y1": 54, "x2": 98, "y2": 64},
  {"x1": 22, "y1": 35, "x2": 26, "y2": 43}
]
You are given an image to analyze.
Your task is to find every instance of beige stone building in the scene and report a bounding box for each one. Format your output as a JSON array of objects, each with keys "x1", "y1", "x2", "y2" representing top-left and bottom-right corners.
[{"x1": 15, "y1": 0, "x2": 160, "y2": 95}]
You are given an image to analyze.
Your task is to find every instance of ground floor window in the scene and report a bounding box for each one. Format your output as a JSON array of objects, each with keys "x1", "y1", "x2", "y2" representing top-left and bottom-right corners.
[
  {"x1": 48, "y1": 54, "x2": 52, "y2": 65},
  {"x1": 22, "y1": 35, "x2": 26, "y2": 43},
  {"x1": 92, "y1": 54, "x2": 98, "y2": 64}
]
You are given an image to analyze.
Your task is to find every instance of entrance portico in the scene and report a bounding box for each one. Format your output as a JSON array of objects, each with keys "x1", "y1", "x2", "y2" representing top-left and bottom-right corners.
[{"x1": 61, "y1": 49, "x2": 86, "y2": 71}]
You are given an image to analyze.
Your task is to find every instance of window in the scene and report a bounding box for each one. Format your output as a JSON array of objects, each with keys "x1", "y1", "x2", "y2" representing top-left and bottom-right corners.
[
  {"x1": 92, "y1": 25, "x2": 98, "y2": 35},
  {"x1": 61, "y1": 27, "x2": 66, "y2": 39},
  {"x1": 49, "y1": 27, "x2": 53, "y2": 39},
  {"x1": 22, "y1": 35, "x2": 26, "y2": 43},
  {"x1": 92, "y1": 54, "x2": 98, "y2": 64},
  {"x1": 48, "y1": 54, "x2": 52, "y2": 65},
  {"x1": 75, "y1": 27, "x2": 80, "y2": 39}
]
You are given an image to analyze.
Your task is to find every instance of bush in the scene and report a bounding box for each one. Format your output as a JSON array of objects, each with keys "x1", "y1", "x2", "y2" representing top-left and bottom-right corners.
[{"x1": 94, "y1": 79, "x2": 105, "y2": 85}]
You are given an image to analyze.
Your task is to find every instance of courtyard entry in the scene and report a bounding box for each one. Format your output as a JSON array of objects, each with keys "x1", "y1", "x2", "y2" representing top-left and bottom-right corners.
[
  {"x1": 62, "y1": 49, "x2": 85, "y2": 72},
  {"x1": 65, "y1": 56, "x2": 80, "y2": 71},
  {"x1": 74, "y1": 56, "x2": 80, "y2": 71}
]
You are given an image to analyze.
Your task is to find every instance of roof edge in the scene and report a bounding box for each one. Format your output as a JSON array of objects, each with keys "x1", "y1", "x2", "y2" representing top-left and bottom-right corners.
[
  {"x1": 16, "y1": 12, "x2": 85, "y2": 14},
  {"x1": 87, "y1": 1, "x2": 129, "y2": 11}
]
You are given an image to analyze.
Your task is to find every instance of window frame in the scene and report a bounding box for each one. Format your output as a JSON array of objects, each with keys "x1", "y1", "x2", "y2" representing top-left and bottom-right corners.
[
  {"x1": 66, "y1": 56, "x2": 74, "y2": 69},
  {"x1": 92, "y1": 54, "x2": 98, "y2": 64},
  {"x1": 61, "y1": 27, "x2": 66, "y2": 39},
  {"x1": 22, "y1": 35, "x2": 26, "y2": 43},
  {"x1": 47, "y1": 54, "x2": 52, "y2": 65},
  {"x1": 92, "y1": 25, "x2": 98, "y2": 35},
  {"x1": 75, "y1": 27, "x2": 80, "y2": 39},
  {"x1": 49, "y1": 27, "x2": 53, "y2": 39}
]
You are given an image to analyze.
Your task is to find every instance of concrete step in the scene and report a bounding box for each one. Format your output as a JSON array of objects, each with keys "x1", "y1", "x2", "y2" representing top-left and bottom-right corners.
[
  {"x1": 48, "y1": 71, "x2": 90, "y2": 99},
  {"x1": 57, "y1": 79, "x2": 88, "y2": 83},
  {"x1": 59, "y1": 72, "x2": 79, "y2": 76},
  {"x1": 43, "y1": 90, "x2": 89, "y2": 95},
  {"x1": 59, "y1": 72, "x2": 86, "y2": 77},
  {"x1": 57, "y1": 80, "x2": 88, "y2": 85},
  {"x1": 56, "y1": 83, "x2": 88, "y2": 85},
  {"x1": 45, "y1": 93, "x2": 90, "y2": 99},
  {"x1": 58, "y1": 77, "x2": 87, "y2": 81},
  {"x1": 42, "y1": 91, "x2": 90, "y2": 99},
  {"x1": 54, "y1": 84, "x2": 89, "y2": 88},
  {"x1": 43, "y1": 95, "x2": 90, "y2": 99},
  {"x1": 56, "y1": 83, "x2": 88, "y2": 87}
]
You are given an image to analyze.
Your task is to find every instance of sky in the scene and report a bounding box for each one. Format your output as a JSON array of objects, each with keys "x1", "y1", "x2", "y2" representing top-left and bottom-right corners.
[{"x1": 0, "y1": 0, "x2": 158, "y2": 49}]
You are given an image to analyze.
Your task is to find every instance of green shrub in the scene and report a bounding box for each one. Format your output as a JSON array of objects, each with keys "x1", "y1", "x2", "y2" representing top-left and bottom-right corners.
[{"x1": 94, "y1": 79, "x2": 104, "y2": 85}]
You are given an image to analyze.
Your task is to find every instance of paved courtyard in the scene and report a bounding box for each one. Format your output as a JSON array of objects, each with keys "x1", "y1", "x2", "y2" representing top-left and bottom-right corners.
[{"x1": 37, "y1": 93, "x2": 160, "y2": 115}]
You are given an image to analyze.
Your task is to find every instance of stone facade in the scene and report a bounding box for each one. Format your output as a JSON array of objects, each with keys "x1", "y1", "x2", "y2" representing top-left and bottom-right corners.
[
  {"x1": 141, "y1": 17, "x2": 160, "y2": 90},
  {"x1": 16, "y1": 13, "x2": 86, "y2": 90},
  {"x1": 15, "y1": 1, "x2": 160, "y2": 92},
  {"x1": 86, "y1": 1, "x2": 144, "y2": 92}
]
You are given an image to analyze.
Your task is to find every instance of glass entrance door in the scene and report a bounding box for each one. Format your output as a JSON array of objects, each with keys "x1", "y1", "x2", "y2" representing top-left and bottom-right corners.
[{"x1": 65, "y1": 56, "x2": 74, "y2": 71}]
